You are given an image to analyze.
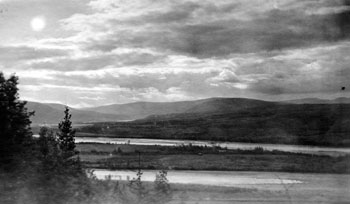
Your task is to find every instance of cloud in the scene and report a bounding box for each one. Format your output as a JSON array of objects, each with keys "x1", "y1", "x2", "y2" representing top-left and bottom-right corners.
[
  {"x1": 60, "y1": 0, "x2": 350, "y2": 58},
  {"x1": 12, "y1": 40, "x2": 350, "y2": 106},
  {"x1": 28, "y1": 48, "x2": 164, "y2": 71},
  {"x1": 2, "y1": 0, "x2": 350, "y2": 107},
  {"x1": 246, "y1": 42, "x2": 350, "y2": 95},
  {"x1": 0, "y1": 45, "x2": 68, "y2": 63},
  {"x1": 207, "y1": 68, "x2": 241, "y2": 84}
]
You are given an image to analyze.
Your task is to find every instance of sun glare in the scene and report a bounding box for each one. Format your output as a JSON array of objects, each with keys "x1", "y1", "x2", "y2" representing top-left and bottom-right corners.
[{"x1": 31, "y1": 16, "x2": 46, "y2": 32}]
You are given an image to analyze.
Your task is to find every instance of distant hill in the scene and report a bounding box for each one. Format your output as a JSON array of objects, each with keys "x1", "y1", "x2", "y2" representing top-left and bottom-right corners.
[
  {"x1": 26, "y1": 102, "x2": 129, "y2": 125},
  {"x1": 185, "y1": 98, "x2": 277, "y2": 113},
  {"x1": 28, "y1": 97, "x2": 350, "y2": 146},
  {"x1": 83, "y1": 100, "x2": 203, "y2": 119},
  {"x1": 284, "y1": 97, "x2": 350, "y2": 104},
  {"x1": 83, "y1": 97, "x2": 277, "y2": 119},
  {"x1": 27, "y1": 96, "x2": 350, "y2": 126},
  {"x1": 29, "y1": 97, "x2": 275, "y2": 124}
]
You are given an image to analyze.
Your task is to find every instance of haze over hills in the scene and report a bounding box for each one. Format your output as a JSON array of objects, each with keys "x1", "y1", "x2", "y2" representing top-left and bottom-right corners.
[
  {"x1": 82, "y1": 97, "x2": 278, "y2": 119},
  {"x1": 283, "y1": 97, "x2": 350, "y2": 104},
  {"x1": 26, "y1": 97, "x2": 350, "y2": 125},
  {"x1": 82, "y1": 99, "x2": 206, "y2": 119},
  {"x1": 26, "y1": 102, "x2": 129, "y2": 125}
]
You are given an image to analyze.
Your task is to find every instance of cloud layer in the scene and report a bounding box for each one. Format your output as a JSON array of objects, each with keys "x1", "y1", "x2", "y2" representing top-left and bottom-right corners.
[{"x1": 0, "y1": 0, "x2": 349, "y2": 107}]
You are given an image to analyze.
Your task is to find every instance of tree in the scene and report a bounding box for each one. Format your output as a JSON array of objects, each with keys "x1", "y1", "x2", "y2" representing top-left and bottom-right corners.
[
  {"x1": 57, "y1": 106, "x2": 76, "y2": 158},
  {"x1": 0, "y1": 72, "x2": 33, "y2": 169},
  {"x1": 154, "y1": 170, "x2": 170, "y2": 193},
  {"x1": 0, "y1": 73, "x2": 94, "y2": 204},
  {"x1": 38, "y1": 126, "x2": 60, "y2": 160},
  {"x1": 35, "y1": 115, "x2": 94, "y2": 204}
]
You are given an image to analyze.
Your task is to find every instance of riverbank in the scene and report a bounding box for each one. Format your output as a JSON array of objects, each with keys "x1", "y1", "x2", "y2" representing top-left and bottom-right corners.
[{"x1": 77, "y1": 143, "x2": 350, "y2": 174}]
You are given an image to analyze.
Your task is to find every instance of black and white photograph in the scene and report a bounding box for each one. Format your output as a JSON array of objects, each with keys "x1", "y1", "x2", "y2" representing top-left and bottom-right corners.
[{"x1": 1, "y1": 0, "x2": 350, "y2": 203}]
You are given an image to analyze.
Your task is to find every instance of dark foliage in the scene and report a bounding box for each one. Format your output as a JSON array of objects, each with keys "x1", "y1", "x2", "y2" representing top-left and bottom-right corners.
[
  {"x1": 154, "y1": 170, "x2": 170, "y2": 193},
  {"x1": 0, "y1": 72, "x2": 34, "y2": 170},
  {"x1": 0, "y1": 73, "x2": 173, "y2": 204},
  {"x1": 57, "y1": 106, "x2": 76, "y2": 158}
]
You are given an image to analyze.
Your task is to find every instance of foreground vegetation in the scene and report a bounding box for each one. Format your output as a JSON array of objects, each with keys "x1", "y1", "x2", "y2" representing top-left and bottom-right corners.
[
  {"x1": 0, "y1": 73, "x2": 173, "y2": 204},
  {"x1": 77, "y1": 143, "x2": 350, "y2": 174}
]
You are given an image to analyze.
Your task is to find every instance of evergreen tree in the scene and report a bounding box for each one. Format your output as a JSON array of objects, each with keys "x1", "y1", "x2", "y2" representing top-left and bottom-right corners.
[
  {"x1": 57, "y1": 106, "x2": 76, "y2": 158},
  {"x1": 0, "y1": 72, "x2": 33, "y2": 169}
]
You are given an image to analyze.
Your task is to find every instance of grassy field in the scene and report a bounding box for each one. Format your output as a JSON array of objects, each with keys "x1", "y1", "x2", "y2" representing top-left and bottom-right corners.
[{"x1": 77, "y1": 143, "x2": 350, "y2": 174}]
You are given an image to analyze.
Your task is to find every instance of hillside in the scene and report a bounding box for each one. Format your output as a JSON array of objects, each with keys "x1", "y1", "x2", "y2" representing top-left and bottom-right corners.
[
  {"x1": 27, "y1": 97, "x2": 275, "y2": 124},
  {"x1": 28, "y1": 96, "x2": 350, "y2": 146},
  {"x1": 83, "y1": 99, "x2": 206, "y2": 119},
  {"x1": 28, "y1": 97, "x2": 350, "y2": 125},
  {"x1": 83, "y1": 97, "x2": 276, "y2": 119},
  {"x1": 78, "y1": 103, "x2": 350, "y2": 147}
]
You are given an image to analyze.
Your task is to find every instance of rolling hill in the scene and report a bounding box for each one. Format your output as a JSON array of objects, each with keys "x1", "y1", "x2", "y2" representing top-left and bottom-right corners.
[
  {"x1": 79, "y1": 104, "x2": 350, "y2": 147},
  {"x1": 83, "y1": 97, "x2": 277, "y2": 119},
  {"x1": 27, "y1": 97, "x2": 350, "y2": 147},
  {"x1": 28, "y1": 97, "x2": 277, "y2": 125},
  {"x1": 27, "y1": 97, "x2": 281, "y2": 125},
  {"x1": 77, "y1": 101, "x2": 350, "y2": 147},
  {"x1": 27, "y1": 97, "x2": 350, "y2": 125}
]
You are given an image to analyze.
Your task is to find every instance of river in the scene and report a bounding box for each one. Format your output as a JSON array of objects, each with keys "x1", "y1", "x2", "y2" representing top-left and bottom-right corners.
[
  {"x1": 92, "y1": 169, "x2": 302, "y2": 186},
  {"x1": 74, "y1": 137, "x2": 350, "y2": 156},
  {"x1": 92, "y1": 169, "x2": 350, "y2": 190},
  {"x1": 91, "y1": 169, "x2": 350, "y2": 203}
]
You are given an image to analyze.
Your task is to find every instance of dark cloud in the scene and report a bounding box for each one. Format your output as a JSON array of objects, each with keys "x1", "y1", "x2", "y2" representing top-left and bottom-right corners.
[
  {"x1": 139, "y1": 1, "x2": 200, "y2": 24},
  {"x1": 334, "y1": 0, "x2": 350, "y2": 38},
  {"x1": 246, "y1": 43, "x2": 350, "y2": 96},
  {"x1": 75, "y1": 0, "x2": 350, "y2": 58},
  {"x1": 249, "y1": 75, "x2": 348, "y2": 95}
]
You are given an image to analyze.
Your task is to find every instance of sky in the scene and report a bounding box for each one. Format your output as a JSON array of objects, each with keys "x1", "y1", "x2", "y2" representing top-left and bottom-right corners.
[{"x1": 0, "y1": 0, "x2": 349, "y2": 108}]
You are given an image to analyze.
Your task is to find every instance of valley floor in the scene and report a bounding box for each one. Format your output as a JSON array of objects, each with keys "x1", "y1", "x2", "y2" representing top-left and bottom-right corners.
[{"x1": 75, "y1": 142, "x2": 350, "y2": 203}]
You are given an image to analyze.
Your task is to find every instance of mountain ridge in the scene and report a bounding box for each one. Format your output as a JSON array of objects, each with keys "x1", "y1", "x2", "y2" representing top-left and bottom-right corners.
[{"x1": 26, "y1": 97, "x2": 350, "y2": 125}]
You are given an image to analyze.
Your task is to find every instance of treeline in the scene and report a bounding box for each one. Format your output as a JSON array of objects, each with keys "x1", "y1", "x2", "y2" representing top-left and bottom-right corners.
[{"x1": 0, "y1": 73, "x2": 172, "y2": 204}]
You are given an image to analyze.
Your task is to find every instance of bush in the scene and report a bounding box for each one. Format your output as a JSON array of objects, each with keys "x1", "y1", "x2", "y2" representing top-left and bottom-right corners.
[{"x1": 253, "y1": 146, "x2": 264, "y2": 154}]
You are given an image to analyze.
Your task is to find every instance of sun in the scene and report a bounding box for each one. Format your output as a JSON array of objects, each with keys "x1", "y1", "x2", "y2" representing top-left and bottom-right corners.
[{"x1": 31, "y1": 16, "x2": 46, "y2": 32}]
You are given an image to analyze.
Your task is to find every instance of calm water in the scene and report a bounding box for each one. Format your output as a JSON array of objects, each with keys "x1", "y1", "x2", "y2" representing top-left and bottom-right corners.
[{"x1": 75, "y1": 137, "x2": 350, "y2": 156}]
